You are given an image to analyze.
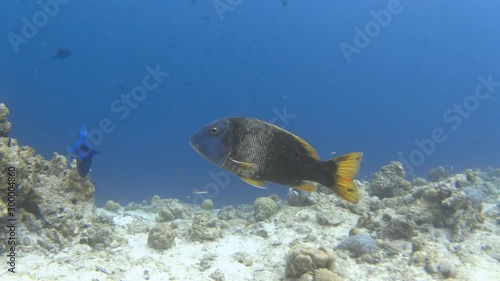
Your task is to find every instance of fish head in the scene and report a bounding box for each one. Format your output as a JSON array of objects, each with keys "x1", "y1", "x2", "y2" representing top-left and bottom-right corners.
[
  {"x1": 72, "y1": 139, "x2": 98, "y2": 160},
  {"x1": 190, "y1": 118, "x2": 232, "y2": 167}
]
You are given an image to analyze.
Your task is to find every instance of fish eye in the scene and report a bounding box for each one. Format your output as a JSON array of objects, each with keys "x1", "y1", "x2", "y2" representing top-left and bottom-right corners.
[{"x1": 209, "y1": 126, "x2": 220, "y2": 136}]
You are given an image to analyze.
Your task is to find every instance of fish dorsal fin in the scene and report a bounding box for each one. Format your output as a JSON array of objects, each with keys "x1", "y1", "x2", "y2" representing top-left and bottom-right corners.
[
  {"x1": 268, "y1": 123, "x2": 319, "y2": 159},
  {"x1": 293, "y1": 135, "x2": 319, "y2": 159},
  {"x1": 291, "y1": 181, "x2": 317, "y2": 192},
  {"x1": 241, "y1": 177, "x2": 267, "y2": 189}
]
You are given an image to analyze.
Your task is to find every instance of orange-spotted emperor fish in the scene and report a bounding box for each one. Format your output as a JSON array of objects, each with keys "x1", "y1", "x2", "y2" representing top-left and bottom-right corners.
[{"x1": 190, "y1": 117, "x2": 363, "y2": 203}]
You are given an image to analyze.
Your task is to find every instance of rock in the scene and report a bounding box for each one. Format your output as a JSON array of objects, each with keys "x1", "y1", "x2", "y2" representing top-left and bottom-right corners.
[
  {"x1": 287, "y1": 188, "x2": 315, "y2": 206},
  {"x1": 369, "y1": 196, "x2": 383, "y2": 211},
  {"x1": 0, "y1": 103, "x2": 12, "y2": 137},
  {"x1": 232, "y1": 251, "x2": 253, "y2": 266},
  {"x1": 190, "y1": 214, "x2": 222, "y2": 241},
  {"x1": 314, "y1": 268, "x2": 343, "y2": 281},
  {"x1": 412, "y1": 177, "x2": 428, "y2": 186},
  {"x1": 428, "y1": 166, "x2": 452, "y2": 182},
  {"x1": 370, "y1": 161, "x2": 413, "y2": 198},
  {"x1": 411, "y1": 237, "x2": 427, "y2": 253},
  {"x1": 217, "y1": 206, "x2": 237, "y2": 220},
  {"x1": 147, "y1": 223, "x2": 175, "y2": 250},
  {"x1": 482, "y1": 236, "x2": 500, "y2": 262},
  {"x1": 378, "y1": 215, "x2": 416, "y2": 240},
  {"x1": 253, "y1": 227, "x2": 269, "y2": 238},
  {"x1": 157, "y1": 207, "x2": 175, "y2": 222},
  {"x1": 253, "y1": 196, "x2": 278, "y2": 222},
  {"x1": 150, "y1": 195, "x2": 161, "y2": 207},
  {"x1": 80, "y1": 225, "x2": 116, "y2": 250},
  {"x1": 417, "y1": 174, "x2": 486, "y2": 242},
  {"x1": 335, "y1": 233, "x2": 378, "y2": 256},
  {"x1": 285, "y1": 245, "x2": 335, "y2": 279},
  {"x1": 124, "y1": 202, "x2": 140, "y2": 211},
  {"x1": 103, "y1": 200, "x2": 121, "y2": 212},
  {"x1": 201, "y1": 199, "x2": 214, "y2": 210},
  {"x1": 209, "y1": 269, "x2": 225, "y2": 281},
  {"x1": 0, "y1": 137, "x2": 96, "y2": 248},
  {"x1": 167, "y1": 199, "x2": 191, "y2": 219}
]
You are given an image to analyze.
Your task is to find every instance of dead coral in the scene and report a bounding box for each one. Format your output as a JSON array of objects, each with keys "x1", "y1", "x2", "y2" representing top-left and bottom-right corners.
[
  {"x1": 427, "y1": 166, "x2": 452, "y2": 182},
  {"x1": 285, "y1": 245, "x2": 340, "y2": 281},
  {"x1": 147, "y1": 223, "x2": 175, "y2": 250},
  {"x1": 0, "y1": 107, "x2": 97, "y2": 253},
  {"x1": 0, "y1": 103, "x2": 12, "y2": 137},
  {"x1": 370, "y1": 161, "x2": 413, "y2": 198},
  {"x1": 416, "y1": 175, "x2": 485, "y2": 242},
  {"x1": 190, "y1": 214, "x2": 222, "y2": 241}
]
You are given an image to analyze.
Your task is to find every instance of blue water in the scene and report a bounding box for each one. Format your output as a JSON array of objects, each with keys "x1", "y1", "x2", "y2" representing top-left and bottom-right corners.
[{"x1": 1, "y1": 0, "x2": 499, "y2": 207}]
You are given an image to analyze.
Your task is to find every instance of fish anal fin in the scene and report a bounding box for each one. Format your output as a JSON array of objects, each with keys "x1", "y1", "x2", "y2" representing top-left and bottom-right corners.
[
  {"x1": 291, "y1": 181, "x2": 317, "y2": 192},
  {"x1": 241, "y1": 177, "x2": 266, "y2": 189}
]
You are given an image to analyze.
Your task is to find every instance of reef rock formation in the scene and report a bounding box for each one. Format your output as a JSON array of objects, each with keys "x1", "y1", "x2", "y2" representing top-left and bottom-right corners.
[
  {"x1": 148, "y1": 223, "x2": 176, "y2": 250},
  {"x1": 369, "y1": 161, "x2": 413, "y2": 198},
  {"x1": 0, "y1": 104, "x2": 97, "y2": 253},
  {"x1": 0, "y1": 103, "x2": 12, "y2": 137},
  {"x1": 285, "y1": 245, "x2": 341, "y2": 281},
  {"x1": 190, "y1": 213, "x2": 222, "y2": 241},
  {"x1": 254, "y1": 196, "x2": 279, "y2": 222}
]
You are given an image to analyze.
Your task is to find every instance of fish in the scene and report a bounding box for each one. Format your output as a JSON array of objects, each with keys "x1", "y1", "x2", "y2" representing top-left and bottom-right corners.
[
  {"x1": 55, "y1": 48, "x2": 72, "y2": 59},
  {"x1": 190, "y1": 117, "x2": 363, "y2": 203},
  {"x1": 192, "y1": 189, "x2": 208, "y2": 194},
  {"x1": 71, "y1": 125, "x2": 98, "y2": 177},
  {"x1": 281, "y1": 0, "x2": 288, "y2": 7}
]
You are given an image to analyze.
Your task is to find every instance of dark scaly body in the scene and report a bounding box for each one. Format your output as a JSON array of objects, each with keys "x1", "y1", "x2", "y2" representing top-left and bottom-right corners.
[{"x1": 221, "y1": 118, "x2": 334, "y2": 188}]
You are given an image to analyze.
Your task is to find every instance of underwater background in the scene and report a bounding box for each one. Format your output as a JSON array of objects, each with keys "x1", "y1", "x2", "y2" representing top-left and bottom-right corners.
[{"x1": 1, "y1": 0, "x2": 499, "y2": 208}]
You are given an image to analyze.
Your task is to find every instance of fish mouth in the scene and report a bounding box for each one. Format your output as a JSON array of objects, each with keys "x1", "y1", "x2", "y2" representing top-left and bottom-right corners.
[{"x1": 190, "y1": 138, "x2": 200, "y2": 153}]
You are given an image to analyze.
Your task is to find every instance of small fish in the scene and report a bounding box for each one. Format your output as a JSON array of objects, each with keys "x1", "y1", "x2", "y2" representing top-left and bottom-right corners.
[
  {"x1": 192, "y1": 189, "x2": 208, "y2": 194},
  {"x1": 8, "y1": 138, "x2": 12, "y2": 147},
  {"x1": 190, "y1": 117, "x2": 363, "y2": 203},
  {"x1": 55, "y1": 48, "x2": 72, "y2": 59},
  {"x1": 71, "y1": 125, "x2": 98, "y2": 177},
  {"x1": 281, "y1": 0, "x2": 288, "y2": 7}
]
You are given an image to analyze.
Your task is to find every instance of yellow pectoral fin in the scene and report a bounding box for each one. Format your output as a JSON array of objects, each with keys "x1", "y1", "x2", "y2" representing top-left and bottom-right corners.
[
  {"x1": 241, "y1": 177, "x2": 267, "y2": 189},
  {"x1": 229, "y1": 157, "x2": 256, "y2": 170},
  {"x1": 291, "y1": 181, "x2": 317, "y2": 192}
]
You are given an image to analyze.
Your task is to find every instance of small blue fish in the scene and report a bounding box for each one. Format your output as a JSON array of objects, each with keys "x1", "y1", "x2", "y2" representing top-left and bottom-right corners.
[{"x1": 71, "y1": 125, "x2": 98, "y2": 177}]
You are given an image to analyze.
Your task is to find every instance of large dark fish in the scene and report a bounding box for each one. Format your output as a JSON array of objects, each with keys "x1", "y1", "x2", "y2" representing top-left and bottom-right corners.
[
  {"x1": 71, "y1": 125, "x2": 98, "y2": 177},
  {"x1": 190, "y1": 117, "x2": 363, "y2": 203}
]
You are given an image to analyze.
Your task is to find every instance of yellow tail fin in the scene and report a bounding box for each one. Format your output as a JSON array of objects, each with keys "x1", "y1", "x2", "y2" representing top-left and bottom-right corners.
[{"x1": 331, "y1": 152, "x2": 363, "y2": 203}]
